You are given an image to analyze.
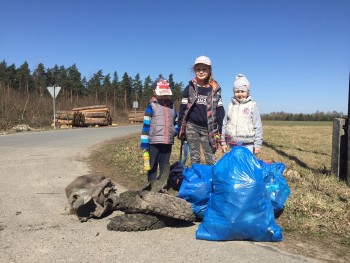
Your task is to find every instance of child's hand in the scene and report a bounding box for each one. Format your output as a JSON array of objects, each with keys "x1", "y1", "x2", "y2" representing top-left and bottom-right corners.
[
  {"x1": 175, "y1": 125, "x2": 179, "y2": 135},
  {"x1": 254, "y1": 148, "x2": 262, "y2": 155},
  {"x1": 221, "y1": 145, "x2": 228, "y2": 153}
]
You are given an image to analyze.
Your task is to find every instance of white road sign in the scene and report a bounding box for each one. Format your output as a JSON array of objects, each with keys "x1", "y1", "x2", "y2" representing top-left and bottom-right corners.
[
  {"x1": 47, "y1": 86, "x2": 61, "y2": 98},
  {"x1": 47, "y1": 86, "x2": 61, "y2": 129}
]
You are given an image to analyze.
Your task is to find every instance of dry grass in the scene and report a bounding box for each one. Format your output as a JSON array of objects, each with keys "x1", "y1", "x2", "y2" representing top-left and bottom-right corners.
[
  {"x1": 260, "y1": 122, "x2": 349, "y2": 236},
  {"x1": 0, "y1": 86, "x2": 131, "y2": 131},
  {"x1": 89, "y1": 121, "x2": 350, "y2": 262}
]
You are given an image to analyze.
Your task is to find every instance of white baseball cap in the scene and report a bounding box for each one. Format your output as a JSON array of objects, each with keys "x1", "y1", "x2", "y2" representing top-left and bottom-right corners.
[{"x1": 194, "y1": 56, "x2": 211, "y2": 66}]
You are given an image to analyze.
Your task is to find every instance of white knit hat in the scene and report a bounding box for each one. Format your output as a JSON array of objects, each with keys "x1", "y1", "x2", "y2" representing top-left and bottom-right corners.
[
  {"x1": 152, "y1": 78, "x2": 172, "y2": 96},
  {"x1": 233, "y1": 73, "x2": 250, "y2": 92},
  {"x1": 194, "y1": 56, "x2": 211, "y2": 66}
]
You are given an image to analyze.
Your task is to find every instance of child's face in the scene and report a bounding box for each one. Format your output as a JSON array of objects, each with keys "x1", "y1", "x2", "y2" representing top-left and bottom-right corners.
[
  {"x1": 158, "y1": 95, "x2": 170, "y2": 100},
  {"x1": 194, "y1": 64, "x2": 211, "y2": 81},
  {"x1": 234, "y1": 90, "x2": 248, "y2": 102},
  {"x1": 154, "y1": 93, "x2": 170, "y2": 100}
]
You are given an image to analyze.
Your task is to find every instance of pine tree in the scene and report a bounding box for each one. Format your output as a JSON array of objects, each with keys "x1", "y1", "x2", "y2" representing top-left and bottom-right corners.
[
  {"x1": 58, "y1": 66, "x2": 69, "y2": 100},
  {"x1": 133, "y1": 73, "x2": 143, "y2": 103},
  {"x1": 0, "y1": 60, "x2": 9, "y2": 89},
  {"x1": 33, "y1": 63, "x2": 46, "y2": 96},
  {"x1": 120, "y1": 72, "x2": 132, "y2": 110},
  {"x1": 142, "y1": 75, "x2": 153, "y2": 108},
  {"x1": 7, "y1": 64, "x2": 17, "y2": 90},
  {"x1": 168, "y1": 74, "x2": 174, "y2": 91},
  {"x1": 67, "y1": 64, "x2": 84, "y2": 100},
  {"x1": 16, "y1": 61, "x2": 31, "y2": 93},
  {"x1": 102, "y1": 74, "x2": 111, "y2": 105},
  {"x1": 111, "y1": 71, "x2": 120, "y2": 110},
  {"x1": 172, "y1": 81, "x2": 183, "y2": 107},
  {"x1": 87, "y1": 70, "x2": 104, "y2": 100}
]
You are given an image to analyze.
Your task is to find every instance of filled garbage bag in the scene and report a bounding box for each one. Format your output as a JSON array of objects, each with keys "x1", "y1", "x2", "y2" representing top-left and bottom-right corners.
[
  {"x1": 258, "y1": 160, "x2": 290, "y2": 218},
  {"x1": 196, "y1": 146, "x2": 283, "y2": 242},
  {"x1": 178, "y1": 164, "x2": 212, "y2": 219}
]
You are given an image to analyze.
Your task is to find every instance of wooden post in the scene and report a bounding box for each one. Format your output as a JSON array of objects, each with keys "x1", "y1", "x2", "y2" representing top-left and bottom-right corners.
[
  {"x1": 332, "y1": 73, "x2": 350, "y2": 186},
  {"x1": 346, "y1": 72, "x2": 350, "y2": 186},
  {"x1": 331, "y1": 118, "x2": 347, "y2": 179}
]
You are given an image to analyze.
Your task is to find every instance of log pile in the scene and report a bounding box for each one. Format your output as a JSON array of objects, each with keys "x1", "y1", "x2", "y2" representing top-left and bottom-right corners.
[
  {"x1": 72, "y1": 105, "x2": 112, "y2": 127},
  {"x1": 128, "y1": 111, "x2": 144, "y2": 122},
  {"x1": 55, "y1": 111, "x2": 75, "y2": 127},
  {"x1": 53, "y1": 105, "x2": 112, "y2": 128}
]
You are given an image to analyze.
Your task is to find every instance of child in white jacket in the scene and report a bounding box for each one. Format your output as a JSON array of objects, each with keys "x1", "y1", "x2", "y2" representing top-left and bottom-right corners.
[{"x1": 221, "y1": 74, "x2": 263, "y2": 154}]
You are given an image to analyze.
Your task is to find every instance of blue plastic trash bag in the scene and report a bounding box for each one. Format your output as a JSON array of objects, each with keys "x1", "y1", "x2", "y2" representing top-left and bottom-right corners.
[
  {"x1": 178, "y1": 164, "x2": 212, "y2": 219},
  {"x1": 196, "y1": 146, "x2": 283, "y2": 242},
  {"x1": 258, "y1": 160, "x2": 290, "y2": 218}
]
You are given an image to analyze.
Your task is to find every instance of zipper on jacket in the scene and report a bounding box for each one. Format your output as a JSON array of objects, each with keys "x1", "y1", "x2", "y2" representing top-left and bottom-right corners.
[
  {"x1": 235, "y1": 103, "x2": 240, "y2": 139},
  {"x1": 164, "y1": 101, "x2": 169, "y2": 144}
]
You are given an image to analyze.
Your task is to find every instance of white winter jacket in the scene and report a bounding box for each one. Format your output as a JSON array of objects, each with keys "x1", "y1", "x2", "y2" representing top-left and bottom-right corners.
[{"x1": 221, "y1": 96, "x2": 263, "y2": 148}]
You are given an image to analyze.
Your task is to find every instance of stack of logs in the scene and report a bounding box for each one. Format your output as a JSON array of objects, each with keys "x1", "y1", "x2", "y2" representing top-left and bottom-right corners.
[
  {"x1": 55, "y1": 105, "x2": 112, "y2": 127},
  {"x1": 55, "y1": 111, "x2": 75, "y2": 126},
  {"x1": 128, "y1": 111, "x2": 144, "y2": 122}
]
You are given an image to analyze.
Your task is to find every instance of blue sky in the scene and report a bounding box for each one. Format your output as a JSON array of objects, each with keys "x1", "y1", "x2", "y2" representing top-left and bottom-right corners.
[{"x1": 1, "y1": 0, "x2": 349, "y2": 114}]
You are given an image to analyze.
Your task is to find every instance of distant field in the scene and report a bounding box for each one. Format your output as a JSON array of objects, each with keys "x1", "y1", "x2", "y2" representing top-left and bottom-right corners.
[
  {"x1": 263, "y1": 120, "x2": 332, "y2": 127},
  {"x1": 260, "y1": 121, "x2": 332, "y2": 172}
]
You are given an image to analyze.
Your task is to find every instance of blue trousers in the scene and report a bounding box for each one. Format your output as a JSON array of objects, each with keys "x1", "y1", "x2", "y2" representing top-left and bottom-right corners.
[{"x1": 148, "y1": 144, "x2": 172, "y2": 182}]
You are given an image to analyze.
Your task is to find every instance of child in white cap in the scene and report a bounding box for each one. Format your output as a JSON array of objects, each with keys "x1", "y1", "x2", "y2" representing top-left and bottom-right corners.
[
  {"x1": 177, "y1": 56, "x2": 225, "y2": 165},
  {"x1": 221, "y1": 74, "x2": 263, "y2": 154}
]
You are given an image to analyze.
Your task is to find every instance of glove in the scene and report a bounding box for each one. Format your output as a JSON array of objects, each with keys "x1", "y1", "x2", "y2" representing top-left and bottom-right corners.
[{"x1": 175, "y1": 125, "x2": 179, "y2": 135}]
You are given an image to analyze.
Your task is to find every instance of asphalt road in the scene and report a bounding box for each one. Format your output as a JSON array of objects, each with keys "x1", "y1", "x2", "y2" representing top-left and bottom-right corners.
[{"x1": 0, "y1": 126, "x2": 319, "y2": 263}]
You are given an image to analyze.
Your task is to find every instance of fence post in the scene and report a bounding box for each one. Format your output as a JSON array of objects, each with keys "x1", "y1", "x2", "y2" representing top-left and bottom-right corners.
[
  {"x1": 346, "y1": 119, "x2": 350, "y2": 186},
  {"x1": 331, "y1": 73, "x2": 350, "y2": 187},
  {"x1": 347, "y1": 72, "x2": 350, "y2": 186},
  {"x1": 331, "y1": 118, "x2": 347, "y2": 180}
]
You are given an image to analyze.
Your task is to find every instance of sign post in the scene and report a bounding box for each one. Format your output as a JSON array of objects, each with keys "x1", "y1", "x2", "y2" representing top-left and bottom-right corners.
[
  {"x1": 47, "y1": 85, "x2": 61, "y2": 129},
  {"x1": 133, "y1": 101, "x2": 139, "y2": 120}
]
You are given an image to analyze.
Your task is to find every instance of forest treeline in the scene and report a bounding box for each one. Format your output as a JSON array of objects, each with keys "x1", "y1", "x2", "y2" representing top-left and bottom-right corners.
[
  {"x1": 0, "y1": 59, "x2": 346, "y2": 130},
  {"x1": 0, "y1": 60, "x2": 184, "y2": 109},
  {"x1": 0, "y1": 60, "x2": 183, "y2": 130},
  {"x1": 261, "y1": 111, "x2": 345, "y2": 121}
]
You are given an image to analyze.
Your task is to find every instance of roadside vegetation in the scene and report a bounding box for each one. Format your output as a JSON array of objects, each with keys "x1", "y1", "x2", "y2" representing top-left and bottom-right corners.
[
  {"x1": 89, "y1": 121, "x2": 350, "y2": 262},
  {"x1": 0, "y1": 60, "x2": 184, "y2": 131}
]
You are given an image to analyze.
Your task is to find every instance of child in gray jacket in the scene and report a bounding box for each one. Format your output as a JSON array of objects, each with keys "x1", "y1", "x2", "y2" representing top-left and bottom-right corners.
[{"x1": 140, "y1": 77, "x2": 177, "y2": 182}]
